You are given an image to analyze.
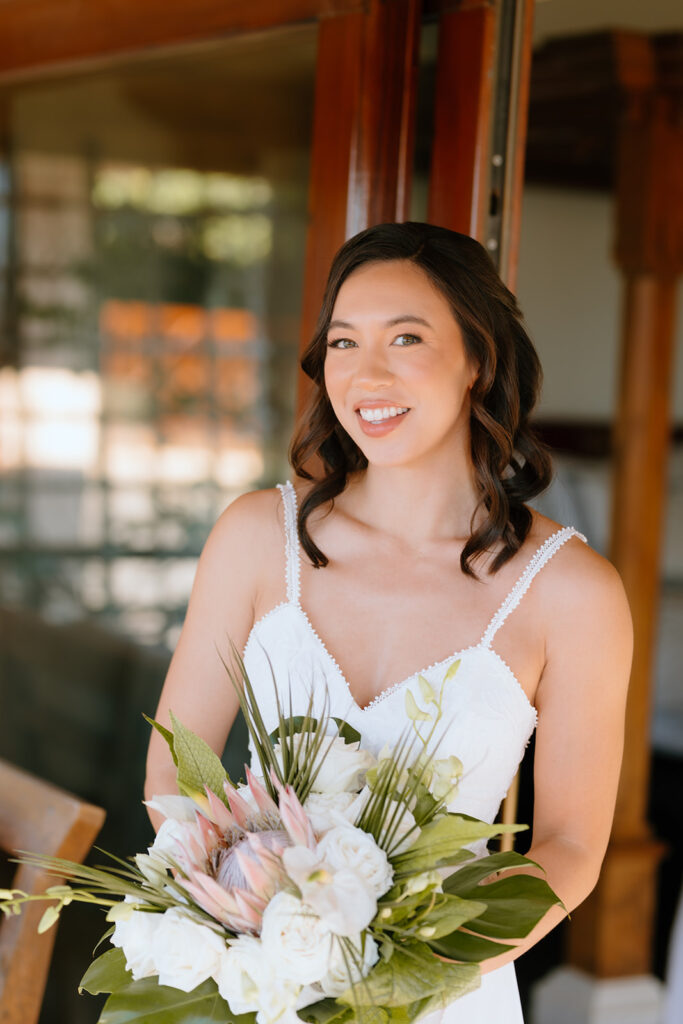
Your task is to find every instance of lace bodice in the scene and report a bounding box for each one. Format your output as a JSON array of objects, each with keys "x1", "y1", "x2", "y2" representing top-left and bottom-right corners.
[{"x1": 243, "y1": 481, "x2": 587, "y2": 844}]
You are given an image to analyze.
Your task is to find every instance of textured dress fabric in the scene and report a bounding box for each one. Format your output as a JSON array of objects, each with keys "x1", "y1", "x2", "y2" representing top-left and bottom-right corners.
[{"x1": 242, "y1": 481, "x2": 587, "y2": 1023}]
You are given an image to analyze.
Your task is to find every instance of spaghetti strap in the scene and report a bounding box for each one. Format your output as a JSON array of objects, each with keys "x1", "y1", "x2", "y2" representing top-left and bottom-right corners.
[
  {"x1": 276, "y1": 480, "x2": 301, "y2": 607},
  {"x1": 480, "y1": 526, "x2": 588, "y2": 649}
]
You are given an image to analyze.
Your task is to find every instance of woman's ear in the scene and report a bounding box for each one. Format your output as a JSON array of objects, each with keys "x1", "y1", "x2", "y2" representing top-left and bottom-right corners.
[{"x1": 467, "y1": 360, "x2": 479, "y2": 391}]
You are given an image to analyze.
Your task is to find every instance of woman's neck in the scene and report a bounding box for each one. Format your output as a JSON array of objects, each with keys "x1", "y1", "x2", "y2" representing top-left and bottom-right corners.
[{"x1": 343, "y1": 448, "x2": 482, "y2": 547}]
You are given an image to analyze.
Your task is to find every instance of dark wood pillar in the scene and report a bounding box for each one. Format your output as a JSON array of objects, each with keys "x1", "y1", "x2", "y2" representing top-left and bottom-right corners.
[
  {"x1": 297, "y1": 0, "x2": 422, "y2": 411},
  {"x1": 566, "y1": 39, "x2": 683, "y2": 979},
  {"x1": 427, "y1": 0, "x2": 498, "y2": 239},
  {"x1": 427, "y1": 0, "x2": 535, "y2": 291}
]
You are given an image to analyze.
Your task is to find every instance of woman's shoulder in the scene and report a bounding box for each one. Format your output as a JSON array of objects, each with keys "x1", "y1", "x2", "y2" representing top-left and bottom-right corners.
[
  {"x1": 210, "y1": 484, "x2": 286, "y2": 547},
  {"x1": 527, "y1": 509, "x2": 631, "y2": 639}
]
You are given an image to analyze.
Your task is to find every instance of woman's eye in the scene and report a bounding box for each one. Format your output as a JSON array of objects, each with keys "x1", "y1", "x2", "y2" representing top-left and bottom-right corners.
[
  {"x1": 393, "y1": 333, "x2": 421, "y2": 346},
  {"x1": 327, "y1": 338, "x2": 357, "y2": 349}
]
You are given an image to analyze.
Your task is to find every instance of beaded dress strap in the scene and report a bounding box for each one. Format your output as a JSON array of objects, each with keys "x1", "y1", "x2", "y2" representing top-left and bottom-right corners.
[
  {"x1": 480, "y1": 526, "x2": 587, "y2": 649},
  {"x1": 277, "y1": 480, "x2": 301, "y2": 607}
]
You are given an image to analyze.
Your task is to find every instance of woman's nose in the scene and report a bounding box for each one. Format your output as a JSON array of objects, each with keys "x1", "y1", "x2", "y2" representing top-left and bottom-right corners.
[{"x1": 353, "y1": 346, "x2": 395, "y2": 388}]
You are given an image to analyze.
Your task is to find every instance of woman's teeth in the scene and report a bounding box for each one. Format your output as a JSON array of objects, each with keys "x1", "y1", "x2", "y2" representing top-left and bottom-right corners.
[{"x1": 358, "y1": 406, "x2": 409, "y2": 422}]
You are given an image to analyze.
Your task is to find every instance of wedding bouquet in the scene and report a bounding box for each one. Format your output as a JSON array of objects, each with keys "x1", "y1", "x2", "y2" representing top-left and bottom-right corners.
[{"x1": 1, "y1": 653, "x2": 561, "y2": 1024}]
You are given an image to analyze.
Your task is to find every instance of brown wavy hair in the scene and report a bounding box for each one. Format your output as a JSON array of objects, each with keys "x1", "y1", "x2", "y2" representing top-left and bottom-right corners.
[{"x1": 290, "y1": 222, "x2": 552, "y2": 577}]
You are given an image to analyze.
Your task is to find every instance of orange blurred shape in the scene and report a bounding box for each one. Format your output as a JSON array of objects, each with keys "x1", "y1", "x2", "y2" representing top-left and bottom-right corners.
[
  {"x1": 99, "y1": 301, "x2": 257, "y2": 347},
  {"x1": 99, "y1": 300, "x2": 151, "y2": 340},
  {"x1": 210, "y1": 308, "x2": 257, "y2": 344}
]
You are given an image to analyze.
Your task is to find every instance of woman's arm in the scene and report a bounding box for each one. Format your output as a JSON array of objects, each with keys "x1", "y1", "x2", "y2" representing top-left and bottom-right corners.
[
  {"x1": 144, "y1": 488, "x2": 281, "y2": 832},
  {"x1": 479, "y1": 543, "x2": 633, "y2": 973}
]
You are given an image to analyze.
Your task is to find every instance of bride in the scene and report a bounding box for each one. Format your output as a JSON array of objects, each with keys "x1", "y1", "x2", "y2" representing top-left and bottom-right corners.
[{"x1": 145, "y1": 222, "x2": 632, "y2": 1021}]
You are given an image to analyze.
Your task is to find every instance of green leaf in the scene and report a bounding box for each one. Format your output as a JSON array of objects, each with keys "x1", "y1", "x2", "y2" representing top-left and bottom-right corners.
[
  {"x1": 443, "y1": 659, "x2": 461, "y2": 682},
  {"x1": 404, "y1": 691, "x2": 431, "y2": 723},
  {"x1": 37, "y1": 905, "x2": 60, "y2": 933},
  {"x1": 411, "y1": 789, "x2": 439, "y2": 826},
  {"x1": 331, "y1": 717, "x2": 362, "y2": 746},
  {"x1": 338, "y1": 944, "x2": 479, "y2": 1008},
  {"x1": 268, "y1": 715, "x2": 317, "y2": 746},
  {"x1": 417, "y1": 675, "x2": 436, "y2": 705},
  {"x1": 144, "y1": 715, "x2": 178, "y2": 767},
  {"x1": 169, "y1": 711, "x2": 229, "y2": 807},
  {"x1": 299, "y1": 999, "x2": 354, "y2": 1024},
  {"x1": 269, "y1": 717, "x2": 361, "y2": 748},
  {"x1": 393, "y1": 814, "x2": 524, "y2": 875},
  {"x1": 416, "y1": 893, "x2": 487, "y2": 939},
  {"x1": 428, "y1": 929, "x2": 514, "y2": 963},
  {"x1": 99, "y1": 976, "x2": 251, "y2": 1024},
  {"x1": 79, "y1": 948, "x2": 132, "y2": 995},
  {"x1": 443, "y1": 851, "x2": 563, "y2": 939}
]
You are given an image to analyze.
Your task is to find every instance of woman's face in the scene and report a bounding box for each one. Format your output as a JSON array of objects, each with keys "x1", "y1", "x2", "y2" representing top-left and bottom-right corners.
[{"x1": 323, "y1": 260, "x2": 477, "y2": 468}]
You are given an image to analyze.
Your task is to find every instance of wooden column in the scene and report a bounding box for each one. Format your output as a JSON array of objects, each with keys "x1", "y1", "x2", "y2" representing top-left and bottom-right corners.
[
  {"x1": 427, "y1": 0, "x2": 498, "y2": 239},
  {"x1": 297, "y1": 0, "x2": 422, "y2": 413},
  {"x1": 427, "y1": 0, "x2": 535, "y2": 289},
  {"x1": 567, "y1": 43, "x2": 683, "y2": 978}
]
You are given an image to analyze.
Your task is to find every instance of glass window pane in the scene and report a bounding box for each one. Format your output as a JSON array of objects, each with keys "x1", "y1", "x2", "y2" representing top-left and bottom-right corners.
[{"x1": 0, "y1": 24, "x2": 316, "y2": 649}]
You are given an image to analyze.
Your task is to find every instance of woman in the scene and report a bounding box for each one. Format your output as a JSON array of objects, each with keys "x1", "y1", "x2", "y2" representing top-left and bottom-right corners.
[{"x1": 145, "y1": 222, "x2": 632, "y2": 1022}]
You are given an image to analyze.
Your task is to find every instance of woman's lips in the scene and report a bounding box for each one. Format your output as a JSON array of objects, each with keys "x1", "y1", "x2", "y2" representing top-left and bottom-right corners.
[{"x1": 355, "y1": 408, "x2": 410, "y2": 437}]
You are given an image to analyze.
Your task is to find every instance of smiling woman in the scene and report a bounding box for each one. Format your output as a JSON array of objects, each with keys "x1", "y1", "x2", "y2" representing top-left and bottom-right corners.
[
  {"x1": 146, "y1": 220, "x2": 632, "y2": 1024},
  {"x1": 292, "y1": 222, "x2": 553, "y2": 575}
]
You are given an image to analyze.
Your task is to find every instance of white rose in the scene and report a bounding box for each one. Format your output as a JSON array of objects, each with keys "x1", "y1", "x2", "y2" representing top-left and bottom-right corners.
[
  {"x1": 282, "y1": 846, "x2": 377, "y2": 937},
  {"x1": 303, "y1": 791, "x2": 357, "y2": 833},
  {"x1": 307, "y1": 868, "x2": 376, "y2": 936},
  {"x1": 214, "y1": 935, "x2": 262, "y2": 1014},
  {"x1": 111, "y1": 909, "x2": 162, "y2": 980},
  {"x1": 317, "y1": 826, "x2": 393, "y2": 898},
  {"x1": 215, "y1": 935, "x2": 306, "y2": 1024},
  {"x1": 151, "y1": 908, "x2": 227, "y2": 992},
  {"x1": 345, "y1": 785, "x2": 372, "y2": 822},
  {"x1": 309, "y1": 736, "x2": 376, "y2": 794},
  {"x1": 320, "y1": 932, "x2": 379, "y2": 997},
  {"x1": 260, "y1": 892, "x2": 332, "y2": 986}
]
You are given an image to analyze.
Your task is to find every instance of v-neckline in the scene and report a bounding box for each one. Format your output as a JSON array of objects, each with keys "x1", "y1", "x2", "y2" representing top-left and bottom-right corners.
[
  {"x1": 294, "y1": 599, "x2": 485, "y2": 712},
  {"x1": 268, "y1": 479, "x2": 581, "y2": 718},
  {"x1": 243, "y1": 600, "x2": 537, "y2": 718}
]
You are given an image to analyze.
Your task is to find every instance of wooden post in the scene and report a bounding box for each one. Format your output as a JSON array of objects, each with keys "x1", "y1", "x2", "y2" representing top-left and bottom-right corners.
[
  {"x1": 427, "y1": 0, "x2": 498, "y2": 239},
  {"x1": 427, "y1": 0, "x2": 535, "y2": 284},
  {"x1": 567, "y1": 49, "x2": 683, "y2": 979},
  {"x1": 297, "y1": 0, "x2": 422, "y2": 415}
]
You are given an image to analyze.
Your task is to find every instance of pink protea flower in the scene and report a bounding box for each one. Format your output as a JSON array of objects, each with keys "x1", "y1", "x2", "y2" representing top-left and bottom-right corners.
[{"x1": 172, "y1": 769, "x2": 314, "y2": 935}]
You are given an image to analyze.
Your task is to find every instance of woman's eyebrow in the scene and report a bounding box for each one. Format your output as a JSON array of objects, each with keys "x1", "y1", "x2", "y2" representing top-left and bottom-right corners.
[{"x1": 327, "y1": 314, "x2": 432, "y2": 331}]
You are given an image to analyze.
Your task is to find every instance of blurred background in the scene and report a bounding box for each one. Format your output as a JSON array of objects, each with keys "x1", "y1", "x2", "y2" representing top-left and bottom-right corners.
[{"x1": 0, "y1": 1, "x2": 681, "y2": 1022}]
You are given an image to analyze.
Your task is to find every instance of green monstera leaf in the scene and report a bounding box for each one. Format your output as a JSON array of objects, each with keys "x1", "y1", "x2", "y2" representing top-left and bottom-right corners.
[{"x1": 98, "y1": 975, "x2": 252, "y2": 1024}]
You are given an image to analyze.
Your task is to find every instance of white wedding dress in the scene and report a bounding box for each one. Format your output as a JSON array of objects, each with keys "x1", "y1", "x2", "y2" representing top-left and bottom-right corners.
[{"x1": 242, "y1": 481, "x2": 586, "y2": 1023}]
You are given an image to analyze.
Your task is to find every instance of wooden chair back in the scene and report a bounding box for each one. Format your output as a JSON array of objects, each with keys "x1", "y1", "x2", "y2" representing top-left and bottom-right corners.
[{"x1": 0, "y1": 759, "x2": 105, "y2": 1024}]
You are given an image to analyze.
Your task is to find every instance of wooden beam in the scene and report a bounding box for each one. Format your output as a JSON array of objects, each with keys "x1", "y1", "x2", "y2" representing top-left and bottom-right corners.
[
  {"x1": 0, "y1": 0, "x2": 365, "y2": 81},
  {"x1": 347, "y1": 0, "x2": 422, "y2": 232},
  {"x1": 297, "y1": 0, "x2": 422, "y2": 415},
  {"x1": 428, "y1": 0, "x2": 497, "y2": 239}
]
